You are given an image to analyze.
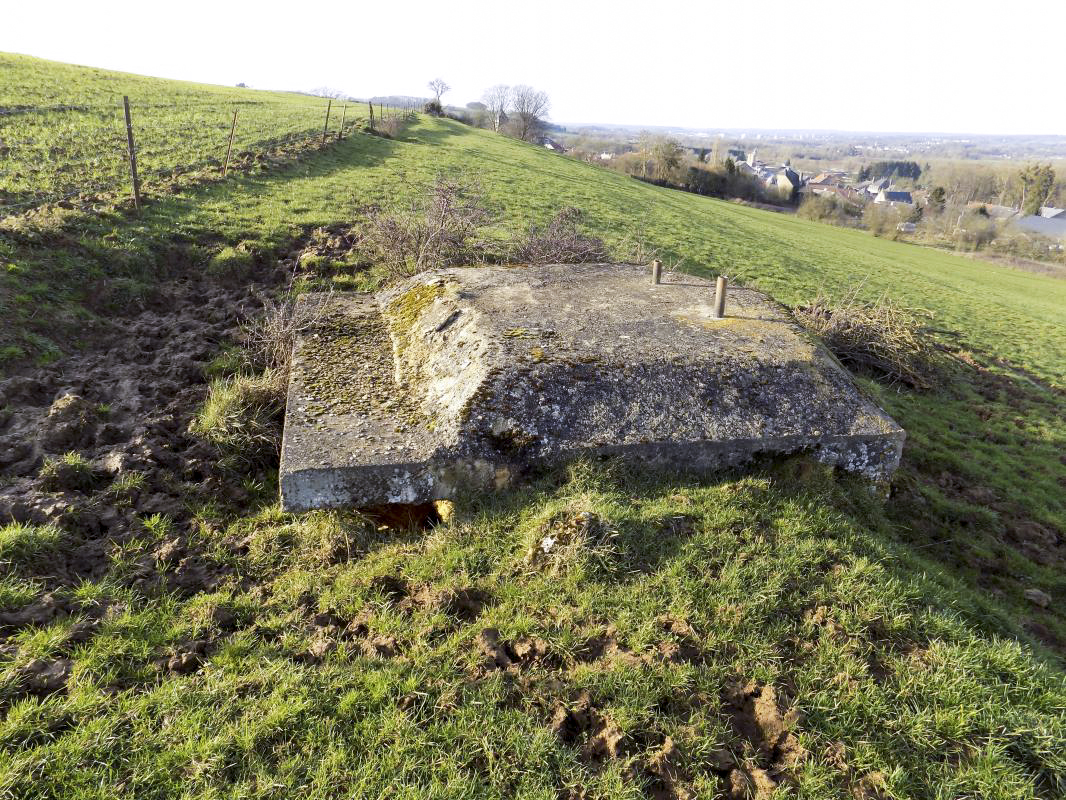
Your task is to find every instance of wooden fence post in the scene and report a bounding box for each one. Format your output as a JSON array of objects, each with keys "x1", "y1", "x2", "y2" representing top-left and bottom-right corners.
[
  {"x1": 338, "y1": 104, "x2": 347, "y2": 140},
  {"x1": 122, "y1": 95, "x2": 142, "y2": 212},
  {"x1": 321, "y1": 99, "x2": 332, "y2": 144},
  {"x1": 223, "y1": 109, "x2": 238, "y2": 176},
  {"x1": 369, "y1": 101, "x2": 375, "y2": 131},
  {"x1": 713, "y1": 276, "x2": 728, "y2": 319}
]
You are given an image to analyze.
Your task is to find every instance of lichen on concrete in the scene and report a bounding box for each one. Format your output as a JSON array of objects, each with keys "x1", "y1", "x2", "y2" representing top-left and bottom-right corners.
[{"x1": 280, "y1": 263, "x2": 905, "y2": 511}]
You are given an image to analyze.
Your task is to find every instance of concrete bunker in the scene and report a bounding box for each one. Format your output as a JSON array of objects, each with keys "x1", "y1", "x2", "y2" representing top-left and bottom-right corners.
[{"x1": 279, "y1": 263, "x2": 905, "y2": 512}]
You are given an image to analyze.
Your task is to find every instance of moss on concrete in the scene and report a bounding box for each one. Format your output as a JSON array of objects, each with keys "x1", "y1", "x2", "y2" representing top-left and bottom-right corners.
[
  {"x1": 296, "y1": 302, "x2": 428, "y2": 434},
  {"x1": 384, "y1": 281, "x2": 448, "y2": 358}
]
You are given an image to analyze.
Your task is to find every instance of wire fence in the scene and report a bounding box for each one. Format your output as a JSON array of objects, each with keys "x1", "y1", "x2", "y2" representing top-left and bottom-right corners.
[{"x1": 0, "y1": 95, "x2": 420, "y2": 219}]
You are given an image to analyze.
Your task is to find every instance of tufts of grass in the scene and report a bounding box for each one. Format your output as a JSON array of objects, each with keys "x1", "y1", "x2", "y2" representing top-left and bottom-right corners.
[
  {"x1": 0, "y1": 345, "x2": 26, "y2": 366},
  {"x1": 104, "y1": 471, "x2": 146, "y2": 507},
  {"x1": 37, "y1": 452, "x2": 98, "y2": 493},
  {"x1": 139, "y1": 514, "x2": 174, "y2": 545},
  {"x1": 190, "y1": 370, "x2": 286, "y2": 470},
  {"x1": 205, "y1": 245, "x2": 254, "y2": 282},
  {"x1": 202, "y1": 344, "x2": 252, "y2": 380},
  {"x1": 235, "y1": 508, "x2": 377, "y2": 575},
  {"x1": 0, "y1": 575, "x2": 46, "y2": 611},
  {"x1": 0, "y1": 523, "x2": 63, "y2": 570}
]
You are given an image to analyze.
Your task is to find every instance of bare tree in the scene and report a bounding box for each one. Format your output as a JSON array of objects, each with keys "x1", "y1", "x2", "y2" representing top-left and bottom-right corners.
[
  {"x1": 482, "y1": 84, "x2": 511, "y2": 133},
  {"x1": 428, "y1": 78, "x2": 451, "y2": 104},
  {"x1": 652, "y1": 137, "x2": 685, "y2": 182},
  {"x1": 637, "y1": 131, "x2": 655, "y2": 179},
  {"x1": 510, "y1": 85, "x2": 550, "y2": 143}
]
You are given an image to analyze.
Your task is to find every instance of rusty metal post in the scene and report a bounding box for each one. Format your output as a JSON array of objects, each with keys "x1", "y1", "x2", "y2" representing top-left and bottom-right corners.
[
  {"x1": 222, "y1": 109, "x2": 238, "y2": 176},
  {"x1": 122, "y1": 95, "x2": 141, "y2": 211},
  {"x1": 338, "y1": 104, "x2": 347, "y2": 140},
  {"x1": 321, "y1": 98, "x2": 332, "y2": 144},
  {"x1": 651, "y1": 259, "x2": 662, "y2": 284},
  {"x1": 713, "y1": 275, "x2": 728, "y2": 318}
]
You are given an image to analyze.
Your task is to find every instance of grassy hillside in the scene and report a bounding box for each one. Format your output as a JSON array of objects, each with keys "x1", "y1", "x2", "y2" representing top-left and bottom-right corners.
[
  {"x1": 0, "y1": 53, "x2": 368, "y2": 211},
  {"x1": 1, "y1": 57, "x2": 1064, "y2": 799}
]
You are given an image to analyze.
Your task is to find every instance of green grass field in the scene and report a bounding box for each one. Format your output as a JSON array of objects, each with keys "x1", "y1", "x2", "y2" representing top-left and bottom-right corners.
[
  {"x1": 1, "y1": 56, "x2": 1064, "y2": 799},
  {"x1": 0, "y1": 53, "x2": 370, "y2": 211}
]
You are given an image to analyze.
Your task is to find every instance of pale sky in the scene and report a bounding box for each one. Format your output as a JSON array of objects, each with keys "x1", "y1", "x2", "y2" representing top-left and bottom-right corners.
[{"x1": 4, "y1": 0, "x2": 1065, "y2": 135}]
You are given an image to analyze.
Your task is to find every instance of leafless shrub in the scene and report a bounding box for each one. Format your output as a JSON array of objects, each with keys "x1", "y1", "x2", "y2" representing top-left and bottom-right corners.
[
  {"x1": 508, "y1": 207, "x2": 609, "y2": 264},
  {"x1": 242, "y1": 290, "x2": 332, "y2": 372},
  {"x1": 351, "y1": 174, "x2": 494, "y2": 278},
  {"x1": 611, "y1": 223, "x2": 667, "y2": 266},
  {"x1": 377, "y1": 116, "x2": 407, "y2": 138},
  {"x1": 794, "y1": 289, "x2": 945, "y2": 390}
]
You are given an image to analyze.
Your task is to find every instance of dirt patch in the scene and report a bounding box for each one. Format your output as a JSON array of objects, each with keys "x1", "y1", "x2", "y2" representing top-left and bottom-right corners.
[
  {"x1": 656, "y1": 615, "x2": 706, "y2": 665},
  {"x1": 0, "y1": 592, "x2": 69, "y2": 631},
  {"x1": 1022, "y1": 618, "x2": 1063, "y2": 650},
  {"x1": 550, "y1": 691, "x2": 629, "y2": 762},
  {"x1": 292, "y1": 223, "x2": 361, "y2": 268},
  {"x1": 441, "y1": 587, "x2": 494, "y2": 622},
  {"x1": 659, "y1": 513, "x2": 699, "y2": 538},
  {"x1": 369, "y1": 581, "x2": 495, "y2": 634},
  {"x1": 1007, "y1": 520, "x2": 1062, "y2": 566},
  {"x1": 0, "y1": 273, "x2": 278, "y2": 645},
  {"x1": 644, "y1": 736, "x2": 697, "y2": 800},
  {"x1": 156, "y1": 639, "x2": 211, "y2": 675},
  {"x1": 18, "y1": 657, "x2": 73, "y2": 695},
  {"x1": 548, "y1": 691, "x2": 700, "y2": 798},
  {"x1": 821, "y1": 742, "x2": 890, "y2": 799},
  {"x1": 805, "y1": 604, "x2": 847, "y2": 640},
  {"x1": 370, "y1": 574, "x2": 411, "y2": 604},
  {"x1": 573, "y1": 617, "x2": 709, "y2": 669},
  {"x1": 719, "y1": 681, "x2": 806, "y2": 797},
  {"x1": 572, "y1": 629, "x2": 645, "y2": 667},
  {"x1": 476, "y1": 627, "x2": 557, "y2": 673},
  {"x1": 904, "y1": 462, "x2": 1064, "y2": 571},
  {"x1": 297, "y1": 607, "x2": 405, "y2": 663}
]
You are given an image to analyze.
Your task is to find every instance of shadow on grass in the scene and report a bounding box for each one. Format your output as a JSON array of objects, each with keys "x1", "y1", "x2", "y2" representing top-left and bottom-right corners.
[
  {"x1": 0, "y1": 131, "x2": 407, "y2": 370},
  {"x1": 876, "y1": 358, "x2": 1066, "y2": 656},
  {"x1": 452, "y1": 420, "x2": 1064, "y2": 668}
]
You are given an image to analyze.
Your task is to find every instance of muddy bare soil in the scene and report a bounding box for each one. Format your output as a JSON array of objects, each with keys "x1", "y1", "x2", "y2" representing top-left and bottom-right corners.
[{"x1": 0, "y1": 275, "x2": 270, "y2": 597}]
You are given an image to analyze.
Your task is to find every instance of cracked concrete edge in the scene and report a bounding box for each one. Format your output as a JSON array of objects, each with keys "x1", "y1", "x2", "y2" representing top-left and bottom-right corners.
[{"x1": 279, "y1": 431, "x2": 904, "y2": 512}]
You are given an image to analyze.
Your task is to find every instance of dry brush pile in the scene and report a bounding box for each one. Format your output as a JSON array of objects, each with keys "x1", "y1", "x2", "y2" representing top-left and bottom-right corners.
[{"x1": 794, "y1": 289, "x2": 947, "y2": 391}]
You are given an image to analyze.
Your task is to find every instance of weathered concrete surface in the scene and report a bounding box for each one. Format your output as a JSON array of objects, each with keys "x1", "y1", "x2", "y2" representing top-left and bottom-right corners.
[{"x1": 280, "y1": 263, "x2": 904, "y2": 511}]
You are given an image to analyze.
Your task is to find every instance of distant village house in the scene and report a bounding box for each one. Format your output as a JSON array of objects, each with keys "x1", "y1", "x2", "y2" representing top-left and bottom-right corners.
[{"x1": 874, "y1": 189, "x2": 914, "y2": 206}]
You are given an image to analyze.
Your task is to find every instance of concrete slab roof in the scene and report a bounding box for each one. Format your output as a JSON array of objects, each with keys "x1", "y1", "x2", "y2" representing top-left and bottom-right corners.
[{"x1": 280, "y1": 264, "x2": 904, "y2": 511}]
